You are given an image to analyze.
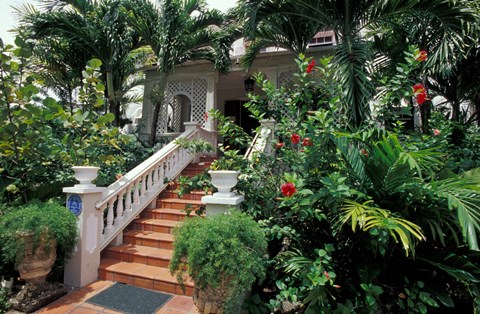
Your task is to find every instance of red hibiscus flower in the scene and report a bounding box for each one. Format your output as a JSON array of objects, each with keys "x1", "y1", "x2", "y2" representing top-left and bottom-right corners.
[
  {"x1": 416, "y1": 50, "x2": 428, "y2": 61},
  {"x1": 413, "y1": 83, "x2": 425, "y2": 94},
  {"x1": 302, "y1": 137, "x2": 313, "y2": 147},
  {"x1": 275, "y1": 142, "x2": 285, "y2": 149},
  {"x1": 290, "y1": 133, "x2": 301, "y2": 144},
  {"x1": 360, "y1": 148, "x2": 369, "y2": 157},
  {"x1": 306, "y1": 60, "x2": 315, "y2": 73},
  {"x1": 281, "y1": 182, "x2": 297, "y2": 197},
  {"x1": 413, "y1": 83, "x2": 429, "y2": 105},
  {"x1": 416, "y1": 91, "x2": 429, "y2": 105},
  {"x1": 204, "y1": 111, "x2": 209, "y2": 122},
  {"x1": 433, "y1": 129, "x2": 441, "y2": 136}
]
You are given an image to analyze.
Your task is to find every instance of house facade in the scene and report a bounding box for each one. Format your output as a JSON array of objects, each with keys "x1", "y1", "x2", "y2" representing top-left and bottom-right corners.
[{"x1": 137, "y1": 40, "x2": 335, "y2": 142}]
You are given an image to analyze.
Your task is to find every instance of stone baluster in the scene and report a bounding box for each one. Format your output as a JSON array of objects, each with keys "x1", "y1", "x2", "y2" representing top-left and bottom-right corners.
[
  {"x1": 115, "y1": 191, "x2": 125, "y2": 224},
  {"x1": 125, "y1": 185, "x2": 132, "y2": 214}
]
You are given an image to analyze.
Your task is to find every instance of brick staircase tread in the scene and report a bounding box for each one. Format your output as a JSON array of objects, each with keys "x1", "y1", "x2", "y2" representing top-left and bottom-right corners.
[
  {"x1": 147, "y1": 208, "x2": 189, "y2": 215},
  {"x1": 134, "y1": 218, "x2": 179, "y2": 227},
  {"x1": 124, "y1": 230, "x2": 174, "y2": 242},
  {"x1": 104, "y1": 244, "x2": 172, "y2": 259},
  {"x1": 99, "y1": 259, "x2": 193, "y2": 286},
  {"x1": 167, "y1": 190, "x2": 210, "y2": 195},
  {"x1": 160, "y1": 199, "x2": 204, "y2": 205}
]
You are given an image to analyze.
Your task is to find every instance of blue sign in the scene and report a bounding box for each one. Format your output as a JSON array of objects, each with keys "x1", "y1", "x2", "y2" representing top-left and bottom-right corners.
[{"x1": 67, "y1": 194, "x2": 82, "y2": 216}]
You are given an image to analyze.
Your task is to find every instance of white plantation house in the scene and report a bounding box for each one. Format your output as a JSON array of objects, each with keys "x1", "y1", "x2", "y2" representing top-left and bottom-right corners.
[{"x1": 137, "y1": 34, "x2": 336, "y2": 142}]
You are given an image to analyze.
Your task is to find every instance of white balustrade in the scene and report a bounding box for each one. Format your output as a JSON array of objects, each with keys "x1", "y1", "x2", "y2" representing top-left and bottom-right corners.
[{"x1": 96, "y1": 125, "x2": 216, "y2": 250}]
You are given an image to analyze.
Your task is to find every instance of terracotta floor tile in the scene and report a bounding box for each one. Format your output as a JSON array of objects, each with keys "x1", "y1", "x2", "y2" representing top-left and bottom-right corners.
[
  {"x1": 36, "y1": 303, "x2": 77, "y2": 314},
  {"x1": 157, "y1": 309, "x2": 189, "y2": 314},
  {"x1": 69, "y1": 306, "x2": 100, "y2": 314},
  {"x1": 164, "y1": 296, "x2": 196, "y2": 311},
  {"x1": 82, "y1": 303, "x2": 106, "y2": 311}
]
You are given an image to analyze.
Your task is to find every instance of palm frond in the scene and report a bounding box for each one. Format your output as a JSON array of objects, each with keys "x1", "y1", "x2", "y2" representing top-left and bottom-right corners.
[
  {"x1": 339, "y1": 199, "x2": 425, "y2": 255},
  {"x1": 432, "y1": 174, "x2": 480, "y2": 250}
]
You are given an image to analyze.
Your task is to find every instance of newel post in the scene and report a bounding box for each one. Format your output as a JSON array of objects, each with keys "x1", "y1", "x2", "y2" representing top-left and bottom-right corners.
[
  {"x1": 63, "y1": 172, "x2": 106, "y2": 288},
  {"x1": 183, "y1": 122, "x2": 201, "y2": 163},
  {"x1": 202, "y1": 171, "x2": 244, "y2": 216}
]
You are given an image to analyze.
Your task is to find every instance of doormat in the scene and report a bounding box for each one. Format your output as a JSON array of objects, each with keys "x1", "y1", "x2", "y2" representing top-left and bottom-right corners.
[{"x1": 86, "y1": 282, "x2": 172, "y2": 314}]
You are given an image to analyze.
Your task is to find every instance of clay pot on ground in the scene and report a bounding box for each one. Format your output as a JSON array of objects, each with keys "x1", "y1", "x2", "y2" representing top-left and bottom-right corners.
[{"x1": 16, "y1": 231, "x2": 57, "y2": 286}]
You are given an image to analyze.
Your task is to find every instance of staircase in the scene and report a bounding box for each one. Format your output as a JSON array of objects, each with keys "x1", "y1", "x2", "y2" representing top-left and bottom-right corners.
[{"x1": 98, "y1": 157, "x2": 214, "y2": 296}]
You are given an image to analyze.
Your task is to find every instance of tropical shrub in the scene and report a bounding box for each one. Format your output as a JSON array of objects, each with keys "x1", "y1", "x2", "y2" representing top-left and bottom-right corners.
[
  {"x1": 0, "y1": 37, "x2": 145, "y2": 203},
  {"x1": 169, "y1": 211, "x2": 268, "y2": 313},
  {"x1": 212, "y1": 53, "x2": 480, "y2": 313}
]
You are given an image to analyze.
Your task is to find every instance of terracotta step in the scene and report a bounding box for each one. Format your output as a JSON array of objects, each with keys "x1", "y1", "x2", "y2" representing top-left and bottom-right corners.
[
  {"x1": 130, "y1": 218, "x2": 178, "y2": 234},
  {"x1": 157, "y1": 198, "x2": 204, "y2": 210},
  {"x1": 180, "y1": 169, "x2": 207, "y2": 177},
  {"x1": 160, "y1": 190, "x2": 209, "y2": 201},
  {"x1": 141, "y1": 208, "x2": 199, "y2": 221},
  {"x1": 102, "y1": 244, "x2": 172, "y2": 268},
  {"x1": 124, "y1": 230, "x2": 174, "y2": 250},
  {"x1": 99, "y1": 259, "x2": 193, "y2": 296}
]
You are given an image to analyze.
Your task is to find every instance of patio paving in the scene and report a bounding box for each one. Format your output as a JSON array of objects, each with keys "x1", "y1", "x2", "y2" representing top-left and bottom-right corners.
[{"x1": 34, "y1": 280, "x2": 199, "y2": 314}]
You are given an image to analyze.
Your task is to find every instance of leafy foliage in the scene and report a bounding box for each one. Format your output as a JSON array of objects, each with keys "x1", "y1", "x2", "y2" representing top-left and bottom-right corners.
[
  {"x1": 216, "y1": 54, "x2": 480, "y2": 312},
  {"x1": 0, "y1": 201, "x2": 78, "y2": 266},
  {"x1": 169, "y1": 211, "x2": 267, "y2": 313}
]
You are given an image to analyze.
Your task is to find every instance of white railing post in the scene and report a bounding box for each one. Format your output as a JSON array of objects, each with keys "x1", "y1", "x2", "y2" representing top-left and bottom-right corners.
[
  {"x1": 63, "y1": 180, "x2": 106, "y2": 288},
  {"x1": 260, "y1": 119, "x2": 276, "y2": 156},
  {"x1": 184, "y1": 122, "x2": 201, "y2": 163}
]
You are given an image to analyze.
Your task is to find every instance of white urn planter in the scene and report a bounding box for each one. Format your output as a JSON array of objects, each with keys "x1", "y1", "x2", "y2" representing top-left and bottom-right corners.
[
  {"x1": 208, "y1": 170, "x2": 240, "y2": 198},
  {"x1": 72, "y1": 166, "x2": 100, "y2": 188}
]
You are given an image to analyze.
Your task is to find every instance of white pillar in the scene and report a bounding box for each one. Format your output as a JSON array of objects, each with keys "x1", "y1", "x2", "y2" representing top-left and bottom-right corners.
[
  {"x1": 202, "y1": 74, "x2": 217, "y2": 131},
  {"x1": 63, "y1": 184, "x2": 106, "y2": 288}
]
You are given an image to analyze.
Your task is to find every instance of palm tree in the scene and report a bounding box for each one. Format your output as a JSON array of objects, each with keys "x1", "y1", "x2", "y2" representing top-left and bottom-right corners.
[
  {"x1": 18, "y1": 0, "x2": 144, "y2": 125},
  {"x1": 125, "y1": 0, "x2": 234, "y2": 146},
  {"x1": 237, "y1": 0, "x2": 477, "y2": 127},
  {"x1": 233, "y1": 2, "x2": 325, "y2": 68}
]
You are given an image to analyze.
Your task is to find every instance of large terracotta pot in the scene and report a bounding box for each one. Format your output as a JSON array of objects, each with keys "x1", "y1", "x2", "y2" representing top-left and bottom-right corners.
[
  {"x1": 16, "y1": 232, "x2": 57, "y2": 286},
  {"x1": 208, "y1": 170, "x2": 240, "y2": 198},
  {"x1": 193, "y1": 285, "x2": 228, "y2": 314}
]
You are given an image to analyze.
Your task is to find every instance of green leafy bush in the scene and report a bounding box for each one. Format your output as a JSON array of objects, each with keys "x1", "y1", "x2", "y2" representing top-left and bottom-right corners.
[
  {"x1": 169, "y1": 211, "x2": 267, "y2": 313},
  {"x1": 0, "y1": 201, "x2": 78, "y2": 267},
  {"x1": 223, "y1": 53, "x2": 480, "y2": 313}
]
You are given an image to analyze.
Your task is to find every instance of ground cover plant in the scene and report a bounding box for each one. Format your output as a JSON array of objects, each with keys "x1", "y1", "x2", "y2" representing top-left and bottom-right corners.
[{"x1": 210, "y1": 51, "x2": 480, "y2": 313}]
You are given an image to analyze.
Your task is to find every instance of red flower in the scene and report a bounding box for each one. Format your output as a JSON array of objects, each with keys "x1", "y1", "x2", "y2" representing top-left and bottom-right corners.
[
  {"x1": 324, "y1": 271, "x2": 331, "y2": 280},
  {"x1": 275, "y1": 142, "x2": 285, "y2": 149},
  {"x1": 413, "y1": 83, "x2": 429, "y2": 105},
  {"x1": 360, "y1": 148, "x2": 369, "y2": 157},
  {"x1": 333, "y1": 284, "x2": 342, "y2": 289},
  {"x1": 290, "y1": 133, "x2": 301, "y2": 144},
  {"x1": 416, "y1": 91, "x2": 429, "y2": 105},
  {"x1": 204, "y1": 111, "x2": 209, "y2": 122},
  {"x1": 302, "y1": 137, "x2": 313, "y2": 147},
  {"x1": 306, "y1": 60, "x2": 315, "y2": 73},
  {"x1": 413, "y1": 83, "x2": 425, "y2": 94},
  {"x1": 281, "y1": 182, "x2": 297, "y2": 197},
  {"x1": 416, "y1": 50, "x2": 428, "y2": 61},
  {"x1": 433, "y1": 129, "x2": 441, "y2": 136}
]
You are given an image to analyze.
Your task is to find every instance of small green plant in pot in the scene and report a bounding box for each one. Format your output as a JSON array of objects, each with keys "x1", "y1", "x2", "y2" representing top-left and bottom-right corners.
[
  {"x1": 0, "y1": 201, "x2": 78, "y2": 286},
  {"x1": 169, "y1": 211, "x2": 267, "y2": 313}
]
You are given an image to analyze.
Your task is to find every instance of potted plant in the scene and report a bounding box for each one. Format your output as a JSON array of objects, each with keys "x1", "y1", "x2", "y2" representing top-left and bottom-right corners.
[
  {"x1": 0, "y1": 201, "x2": 78, "y2": 286},
  {"x1": 169, "y1": 211, "x2": 267, "y2": 313}
]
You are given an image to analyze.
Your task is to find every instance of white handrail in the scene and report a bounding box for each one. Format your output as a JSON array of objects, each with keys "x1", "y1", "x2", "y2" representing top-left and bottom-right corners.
[{"x1": 96, "y1": 125, "x2": 217, "y2": 250}]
